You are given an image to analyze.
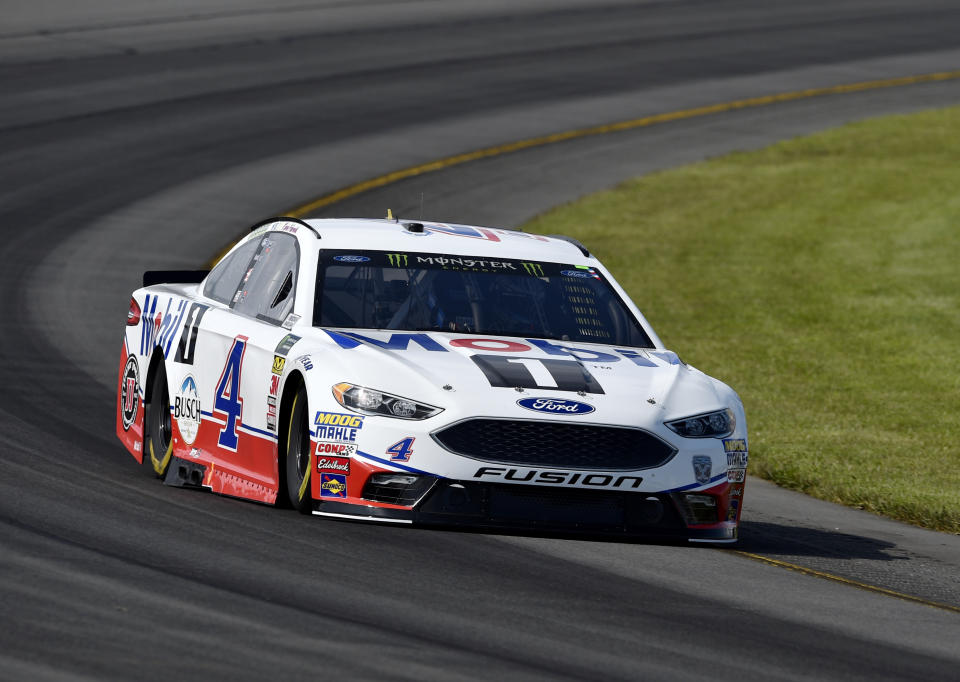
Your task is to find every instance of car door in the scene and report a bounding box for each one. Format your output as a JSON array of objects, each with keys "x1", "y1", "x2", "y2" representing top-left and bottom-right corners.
[{"x1": 180, "y1": 229, "x2": 301, "y2": 499}]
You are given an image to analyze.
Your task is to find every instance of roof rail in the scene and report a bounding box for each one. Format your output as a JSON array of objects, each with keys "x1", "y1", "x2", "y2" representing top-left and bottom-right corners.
[
  {"x1": 247, "y1": 216, "x2": 320, "y2": 239},
  {"x1": 547, "y1": 234, "x2": 591, "y2": 257}
]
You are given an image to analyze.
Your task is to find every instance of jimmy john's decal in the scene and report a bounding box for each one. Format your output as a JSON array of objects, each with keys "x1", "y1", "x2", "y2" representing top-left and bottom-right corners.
[
  {"x1": 474, "y1": 467, "x2": 642, "y2": 489},
  {"x1": 120, "y1": 356, "x2": 140, "y2": 431}
]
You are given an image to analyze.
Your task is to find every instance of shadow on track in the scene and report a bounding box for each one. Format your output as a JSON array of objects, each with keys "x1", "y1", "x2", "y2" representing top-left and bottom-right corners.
[{"x1": 738, "y1": 520, "x2": 904, "y2": 561}]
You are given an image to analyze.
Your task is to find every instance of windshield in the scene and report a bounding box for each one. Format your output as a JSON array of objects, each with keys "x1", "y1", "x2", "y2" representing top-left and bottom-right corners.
[{"x1": 313, "y1": 250, "x2": 653, "y2": 347}]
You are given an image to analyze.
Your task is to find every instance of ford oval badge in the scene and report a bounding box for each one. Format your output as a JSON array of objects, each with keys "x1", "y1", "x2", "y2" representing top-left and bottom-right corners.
[
  {"x1": 516, "y1": 397, "x2": 595, "y2": 415},
  {"x1": 333, "y1": 255, "x2": 370, "y2": 263}
]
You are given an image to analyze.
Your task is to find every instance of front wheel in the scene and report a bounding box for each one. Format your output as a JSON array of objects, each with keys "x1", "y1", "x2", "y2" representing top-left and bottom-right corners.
[
  {"x1": 145, "y1": 359, "x2": 173, "y2": 478},
  {"x1": 285, "y1": 385, "x2": 312, "y2": 513}
]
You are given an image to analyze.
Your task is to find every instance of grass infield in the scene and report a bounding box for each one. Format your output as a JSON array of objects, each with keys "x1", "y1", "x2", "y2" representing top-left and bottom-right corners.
[{"x1": 523, "y1": 107, "x2": 960, "y2": 533}]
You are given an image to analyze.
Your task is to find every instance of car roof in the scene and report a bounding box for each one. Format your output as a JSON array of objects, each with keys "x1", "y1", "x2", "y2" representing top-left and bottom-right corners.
[{"x1": 290, "y1": 217, "x2": 593, "y2": 263}]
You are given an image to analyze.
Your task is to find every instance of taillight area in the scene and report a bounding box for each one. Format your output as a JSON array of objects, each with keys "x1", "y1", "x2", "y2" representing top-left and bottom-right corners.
[{"x1": 127, "y1": 297, "x2": 141, "y2": 326}]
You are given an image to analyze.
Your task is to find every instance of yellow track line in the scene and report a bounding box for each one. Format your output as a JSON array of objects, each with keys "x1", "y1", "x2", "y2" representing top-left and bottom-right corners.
[
  {"x1": 732, "y1": 550, "x2": 960, "y2": 614},
  {"x1": 286, "y1": 68, "x2": 960, "y2": 218}
]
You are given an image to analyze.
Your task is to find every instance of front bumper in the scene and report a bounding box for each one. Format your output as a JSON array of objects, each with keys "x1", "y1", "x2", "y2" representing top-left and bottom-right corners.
[{"x1": 312, "y1": 477, "x2": 738, "y2": 542}]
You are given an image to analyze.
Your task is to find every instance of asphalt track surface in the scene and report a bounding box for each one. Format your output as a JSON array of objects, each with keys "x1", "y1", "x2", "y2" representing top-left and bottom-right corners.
[{"x1": 2, "y1": 1, "x2": 960, "y2": 679}]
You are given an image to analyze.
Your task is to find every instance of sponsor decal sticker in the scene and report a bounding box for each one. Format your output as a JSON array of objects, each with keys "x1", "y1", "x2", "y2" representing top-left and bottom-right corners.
[
  {"x1": 386, "y1": 253, "x2": 409, "y2": 267},
  {"x1": 320, "y1": 473, "x2": 347, "y2": 498},
  {"x1": 386, "y1": 437, "x2": 415, "y2": 462},
  {"x1": 174, "y1": 374, "x2": 202, "y2": 445},
  {"x1": 723, "y1": 439, "x2": 749, "y2": 469},
  {"x1": 316, "y1": 456, "x2": 351, "y2": 473},
  {"x1": 316, "y1": 441, "x2": 357, "y2": 458},
  {"x1": 120, "y1": 356, "x2": 140, "y2": 431},
  {"x1": 726, "y1": 499, "x2": 740, "y2": 522},
  {"x1": 274, "y1": 334, "x2": 301, "y2": 356},
  {"x1": 561, "y1": 269, "x2": 594, "y2": 279},
  {"x1": 415, "y1": 255, "x2": 517, "y2": 271},
  {"x1": 520, "y1": 262, "x2": 545, "y2": 276},
  {"x1": 693, "y1": 455, "x2": 712, "y2": 485},
  {"x1": 727, "y1": 469, "x2": 746, "y2": 483},
  {"x1": 334, "y1": 255, "x2": 371, "y2": 263},
  {"x1": 516, "y1": 397, "x2": 595, "y2": 415},
  {"x1": 474, "y1": 467, "x2": 642, "y2": 489},
  {"x1": 297, "y1": 356, "x2": 314, "y2": 371},
  {"x1": 272, "y1": 355, "x2": 286, "y2": 375},
  {"x1": 314, "y1": 412, "x2": 364, "y2": 442}
]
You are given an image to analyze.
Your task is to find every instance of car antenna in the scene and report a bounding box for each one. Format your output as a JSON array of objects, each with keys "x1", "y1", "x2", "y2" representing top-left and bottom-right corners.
[
  {"x1": 419, "y1": 192, "x2": 424, "y2": 220},
  {"x1": 386, "y1": 208, "x2": 397, "y2": 222}
]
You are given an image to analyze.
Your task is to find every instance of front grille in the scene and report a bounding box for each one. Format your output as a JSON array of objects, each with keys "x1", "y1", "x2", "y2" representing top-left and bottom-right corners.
[{"x1": 433, "y1": 419, "x2": 676, "y2": 470}]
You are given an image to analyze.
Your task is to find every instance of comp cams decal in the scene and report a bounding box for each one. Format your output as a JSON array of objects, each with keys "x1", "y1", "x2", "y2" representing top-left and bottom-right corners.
[
  {"x1": 174, "y1": 374, "x2": 201, "y2": 445},
  {"x1": 120, "y1": 356, "x2": 140, "y2": 431}
]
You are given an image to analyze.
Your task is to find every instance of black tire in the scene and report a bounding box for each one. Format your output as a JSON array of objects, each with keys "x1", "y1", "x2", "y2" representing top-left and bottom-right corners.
[
  {"x1": 284, "y1": 385, "x2": 312, "y2": 513},
  {"x1": 145, "y1": 359, "x2": 174, "y2": 478}
]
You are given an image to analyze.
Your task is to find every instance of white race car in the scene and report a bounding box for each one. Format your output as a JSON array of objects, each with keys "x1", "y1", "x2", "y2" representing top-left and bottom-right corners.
[{"x1": 116, "y1": 217, "x2": 748, "y2": 542}]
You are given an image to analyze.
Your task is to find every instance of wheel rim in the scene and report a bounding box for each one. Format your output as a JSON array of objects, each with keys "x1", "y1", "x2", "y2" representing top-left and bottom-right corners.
[
  {"x1": 287, "y1": 393, "x2": 311, "y2": 505},
  {"x1": 150, "y1": 375, "x2": 173, "y2": 475}
]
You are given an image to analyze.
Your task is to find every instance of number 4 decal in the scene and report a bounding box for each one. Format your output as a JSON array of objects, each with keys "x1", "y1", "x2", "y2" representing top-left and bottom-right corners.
[
  {"x1": 214, "y1": 335, "x2": 248, "y2": 450},
  {"x1": 387, "y1": 437, "x2": 415, "y2": 462}
]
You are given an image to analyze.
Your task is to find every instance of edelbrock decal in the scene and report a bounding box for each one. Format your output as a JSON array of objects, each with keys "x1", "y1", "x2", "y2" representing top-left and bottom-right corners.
[{"x1": 516, "y1": 397, "x2": 595, "y2": 415}]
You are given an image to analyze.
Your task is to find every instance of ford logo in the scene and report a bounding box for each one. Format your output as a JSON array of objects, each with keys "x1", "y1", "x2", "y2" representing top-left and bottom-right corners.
[
  {"x1": 561, "y1": 269, "x2": 594, "y2": 279},
  {"x1": 334, "y1": 255, "x2": 370, "y2": 263},
  {"x1": 516, "y1": 397, "x2": 595, "y2": 415}
]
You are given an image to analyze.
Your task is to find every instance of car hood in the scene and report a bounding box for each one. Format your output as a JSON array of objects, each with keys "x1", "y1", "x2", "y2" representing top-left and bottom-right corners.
[{"x1": 296, "y1": 328, "x2": 731, "y2": 427}]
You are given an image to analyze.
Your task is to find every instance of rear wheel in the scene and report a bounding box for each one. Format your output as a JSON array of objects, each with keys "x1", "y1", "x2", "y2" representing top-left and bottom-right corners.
[
  {"x1": 146, "y1": 360, "x2": 173, "y2": 478},
  {"x1": 285, "y1": 385, "x2": 312, "y2": 513}
]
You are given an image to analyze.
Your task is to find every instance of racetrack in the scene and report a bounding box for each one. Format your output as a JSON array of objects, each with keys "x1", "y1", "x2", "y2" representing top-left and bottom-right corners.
[{"x1": 2, "y1": 1, "x2": 959, "y2": 679}]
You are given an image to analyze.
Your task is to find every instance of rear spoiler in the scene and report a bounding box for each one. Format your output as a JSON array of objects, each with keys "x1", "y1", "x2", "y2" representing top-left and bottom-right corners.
[{"x1": 142, "y1": 270, "x2": 209, "y2": 288}]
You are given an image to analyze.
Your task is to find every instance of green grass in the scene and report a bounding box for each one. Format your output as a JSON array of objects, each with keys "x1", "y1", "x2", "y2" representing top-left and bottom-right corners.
[{"x1": 522, "y1": 107, "x2": 960, "y2": 533}]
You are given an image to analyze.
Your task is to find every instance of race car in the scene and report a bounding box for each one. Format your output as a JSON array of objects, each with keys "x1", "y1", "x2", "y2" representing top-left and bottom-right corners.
[{"x1": 116, "y1": 216, "x2": 748, "y2": 542}]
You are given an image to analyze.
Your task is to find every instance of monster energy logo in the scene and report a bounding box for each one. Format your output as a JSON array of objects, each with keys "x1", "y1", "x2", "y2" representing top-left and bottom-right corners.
[
  {"x1": 521, "y1": 262, "x2": 545, "y2": 276},
  {"x1": 386, "y1": 253, "x2": 409, "y2": 267}
]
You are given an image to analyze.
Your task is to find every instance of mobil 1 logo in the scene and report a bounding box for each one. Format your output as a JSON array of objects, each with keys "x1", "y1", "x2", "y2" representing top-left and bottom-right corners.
[{"x1": 470, "y1": 355, "x2": 604, "y2": 394}]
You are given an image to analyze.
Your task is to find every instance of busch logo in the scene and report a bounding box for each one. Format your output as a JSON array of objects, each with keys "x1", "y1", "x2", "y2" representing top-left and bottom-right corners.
[{"x1": 174, "y1": 374, "x2": 201, "y2": 444}]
